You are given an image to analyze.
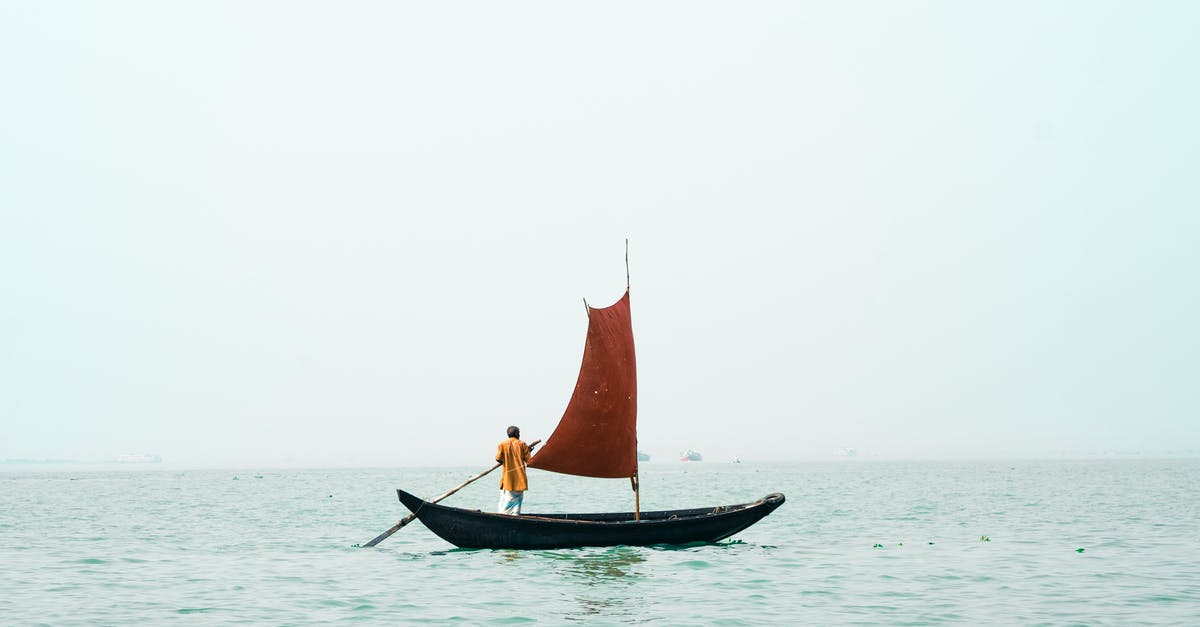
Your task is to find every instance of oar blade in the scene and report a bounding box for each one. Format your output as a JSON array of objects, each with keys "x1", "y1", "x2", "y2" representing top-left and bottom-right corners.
[{"x1": 362, "y1": 514, "x2": 415, "y2": 548}]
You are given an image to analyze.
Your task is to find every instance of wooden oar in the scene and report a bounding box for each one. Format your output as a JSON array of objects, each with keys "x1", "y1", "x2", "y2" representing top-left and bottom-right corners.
[{"x1": 361, "y1": 439, "x2": 540, "y2": 548}]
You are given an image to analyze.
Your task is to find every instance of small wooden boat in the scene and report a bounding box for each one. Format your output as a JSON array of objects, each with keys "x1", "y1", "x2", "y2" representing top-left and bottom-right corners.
[
  {"x1": 396, "y1": 489, "x2": 785, "y2": 550},
  {"x1": 387, "y1": 247, "x2": 784, "y2": 549}
]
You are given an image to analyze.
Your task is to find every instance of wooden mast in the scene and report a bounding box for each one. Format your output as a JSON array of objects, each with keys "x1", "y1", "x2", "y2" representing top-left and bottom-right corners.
[{"x1": 627, "y1": 238, "x2": 640, "y2": 522}]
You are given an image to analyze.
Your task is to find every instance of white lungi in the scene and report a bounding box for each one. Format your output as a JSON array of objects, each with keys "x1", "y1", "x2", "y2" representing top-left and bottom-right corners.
[{"x1": 498, "y1": 490, "x2": 524, "y2": 515}]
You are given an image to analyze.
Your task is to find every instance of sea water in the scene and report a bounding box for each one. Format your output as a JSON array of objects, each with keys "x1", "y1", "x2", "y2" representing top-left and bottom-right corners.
[{"x1": 2, "y1": 460, "x2": 1198, "y2": 625}]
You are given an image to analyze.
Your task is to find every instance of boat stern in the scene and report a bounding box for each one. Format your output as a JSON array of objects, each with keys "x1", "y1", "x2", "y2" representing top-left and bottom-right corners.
[{"x1": 762, "y1": 492, "x2": 785, "y2": 509}]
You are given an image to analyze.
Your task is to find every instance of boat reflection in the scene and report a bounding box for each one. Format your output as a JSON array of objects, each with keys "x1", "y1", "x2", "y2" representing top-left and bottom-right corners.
[
  {"x1": 486, "y1": 546, "x2": 648, "y2": 619},
  {"x1": 488, "y1": 546, "x2": 645, "y2": 580},
  {"x1": 562, "y1": 546, "x2": 646, "y2": 582},
  {"x1": 556, "y1": 547, "x2": 647, "y2": 620}
]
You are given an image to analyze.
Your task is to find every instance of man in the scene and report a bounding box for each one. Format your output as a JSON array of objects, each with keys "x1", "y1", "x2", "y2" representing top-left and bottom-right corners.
[{"x1": 495, "y1": 425, "x2": 531, "y2": 515}]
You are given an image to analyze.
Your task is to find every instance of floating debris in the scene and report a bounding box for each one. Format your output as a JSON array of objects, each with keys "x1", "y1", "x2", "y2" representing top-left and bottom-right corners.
[
  {"x1": 928, "y1": 541, "x2": 935, "y2": 545},
  {"x1": 232, "y1": 476, "x2": 238, "y2": 480},
  {"x1": 980, "y1": 535, "x2": 990, "y2": 542},
  {"x1": 1076, "y1": 548, "x2": 1085, "y2": 553},
  {"x1": 873, "y1": 543, "x2": 884, "y2": 548}
]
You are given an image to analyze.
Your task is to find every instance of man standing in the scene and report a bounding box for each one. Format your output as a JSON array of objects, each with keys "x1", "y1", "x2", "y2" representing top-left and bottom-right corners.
[{"x1": 496, "y1": 425, "x2": 531, "y2": 515}]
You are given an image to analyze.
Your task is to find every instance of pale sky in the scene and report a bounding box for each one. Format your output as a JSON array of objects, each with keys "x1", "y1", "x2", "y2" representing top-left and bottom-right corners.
[{"x1": 2, "y1": 2, "x2": 1197, "y2": 466}]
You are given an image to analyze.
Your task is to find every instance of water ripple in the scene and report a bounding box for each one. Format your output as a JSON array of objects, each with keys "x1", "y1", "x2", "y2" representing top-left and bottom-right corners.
[{"x1": 1, "y1": 460, "x2": 1198, "y2": 624}]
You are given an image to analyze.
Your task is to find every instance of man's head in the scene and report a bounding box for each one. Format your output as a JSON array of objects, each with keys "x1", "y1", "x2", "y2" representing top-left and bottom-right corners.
[{"x1": 507, "y1": 425, "x2": 520, "y2": 438}]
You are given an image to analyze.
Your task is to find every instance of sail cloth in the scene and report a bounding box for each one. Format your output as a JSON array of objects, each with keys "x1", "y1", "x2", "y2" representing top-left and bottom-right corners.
[{"x1": 528, "y1": 291, "x2": 638, "y2": 479}]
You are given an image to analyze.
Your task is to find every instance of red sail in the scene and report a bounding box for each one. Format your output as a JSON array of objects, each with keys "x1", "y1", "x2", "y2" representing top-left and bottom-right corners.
[{"x1": 528, "y1": 290, "x2": 638, "y2": 479}]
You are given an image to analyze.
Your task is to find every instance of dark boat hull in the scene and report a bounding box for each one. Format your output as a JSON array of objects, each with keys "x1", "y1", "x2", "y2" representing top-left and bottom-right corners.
[{"x1": 396, "y1": 489, "x2": 785, "y2": 550}]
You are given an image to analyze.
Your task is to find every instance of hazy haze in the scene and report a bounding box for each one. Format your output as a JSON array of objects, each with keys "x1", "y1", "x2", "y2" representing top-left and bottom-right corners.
[{"x1": 2, "y1": 2, "x2": 1197, "y2": 466}]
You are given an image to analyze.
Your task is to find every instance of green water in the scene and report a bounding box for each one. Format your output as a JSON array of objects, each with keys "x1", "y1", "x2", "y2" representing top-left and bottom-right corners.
[{"x1": 2, "y1": 460, "x2": 1198, "y2": 624}]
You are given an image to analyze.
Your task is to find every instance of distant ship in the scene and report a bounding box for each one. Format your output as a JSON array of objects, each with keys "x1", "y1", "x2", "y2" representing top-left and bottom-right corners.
[
  {"x1": 835, "y1": 447, "x2": 857, "y2": 458},
  {"x1": 115, "y1": 453, "x2": 162, "y2": 463},
  {"x1": 637, "y1": 451, "x2": 650, "y2": 462},
  {"x1": 679, "y1": 449, "x2": 702, "y2": 462}
]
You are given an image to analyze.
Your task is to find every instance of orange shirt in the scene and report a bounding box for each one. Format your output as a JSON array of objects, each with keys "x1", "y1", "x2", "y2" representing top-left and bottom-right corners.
[{"x1": 495, "y1": 437, "x2": 531, "y2": 492}]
